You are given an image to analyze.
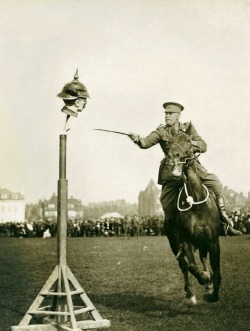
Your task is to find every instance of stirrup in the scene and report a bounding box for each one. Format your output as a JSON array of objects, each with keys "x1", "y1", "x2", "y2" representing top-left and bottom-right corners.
[
  {"x1": 224, "y1": 224, "x2": 242, "y2": 237},
  {"x1": 227, "y1": 226, "x2": 243, "y2": 236}
]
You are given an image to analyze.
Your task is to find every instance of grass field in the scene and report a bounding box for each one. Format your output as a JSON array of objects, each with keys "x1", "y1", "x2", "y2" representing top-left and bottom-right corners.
[{"x1": 0, "y1": 235, "x2": 249, "y2": 331}]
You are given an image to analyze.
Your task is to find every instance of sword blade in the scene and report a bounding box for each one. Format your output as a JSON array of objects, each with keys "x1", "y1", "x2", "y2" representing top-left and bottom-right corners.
[{"x1": 94, "y1": 129, "x2": 131, "y2": 136}]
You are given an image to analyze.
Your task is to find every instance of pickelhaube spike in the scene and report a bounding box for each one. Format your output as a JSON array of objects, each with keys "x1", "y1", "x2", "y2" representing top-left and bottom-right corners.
[{"x1": 74, "y1": 69, "x2": 79, "y2": 81}]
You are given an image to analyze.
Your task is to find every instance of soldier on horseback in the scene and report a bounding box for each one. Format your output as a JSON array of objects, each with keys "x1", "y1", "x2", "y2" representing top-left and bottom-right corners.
[{"x1": 129, "y1": 101, "x2": 242, "y2": 237}]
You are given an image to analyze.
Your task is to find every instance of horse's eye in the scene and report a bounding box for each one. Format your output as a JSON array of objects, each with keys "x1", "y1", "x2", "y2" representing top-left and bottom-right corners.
[{"x1": 186, "y1": 138, "x2": 190, "y2": 142}]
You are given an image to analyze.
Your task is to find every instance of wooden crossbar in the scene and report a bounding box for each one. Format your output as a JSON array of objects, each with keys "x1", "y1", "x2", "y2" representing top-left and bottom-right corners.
[
  {"x1": 40, "y1": 289, "x2": 84, "y2": 296},
  {"x1": 11, "y1": 325, "x2": 57, "y2": 331},
  {"x1": 74, "y1": 306, "x2": 94, "y2": 315},
  {"x1": 77, "y1": 319, "x2": 111, "y2": 329},
  {"x1": 28, "y1": 310, "x2": 71, "y2": 316}
]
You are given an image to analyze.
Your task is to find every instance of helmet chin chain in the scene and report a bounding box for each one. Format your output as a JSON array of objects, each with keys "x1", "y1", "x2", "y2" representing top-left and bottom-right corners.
[{"x1": 177, "y1": 182, "x2": 210, "y2": 211}]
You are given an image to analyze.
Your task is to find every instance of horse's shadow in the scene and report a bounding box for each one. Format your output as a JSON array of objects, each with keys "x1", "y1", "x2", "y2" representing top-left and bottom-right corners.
[{"x1": 89, "y1": 292, "x2": 203, "y2": 318}]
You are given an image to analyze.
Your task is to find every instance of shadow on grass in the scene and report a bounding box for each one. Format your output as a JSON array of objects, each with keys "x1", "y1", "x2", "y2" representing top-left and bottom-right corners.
[
  {"x1": 1, "y1": 291, "x2": 203, "y2": 319},
  {"x1": 90, "y1": 292, "x2": 202, "y2": 318}
]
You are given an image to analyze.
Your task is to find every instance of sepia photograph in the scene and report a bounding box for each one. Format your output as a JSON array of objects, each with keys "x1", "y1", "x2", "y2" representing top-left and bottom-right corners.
[{"x1": 0, "y1": 1, "x2": 250, "y2": 330}]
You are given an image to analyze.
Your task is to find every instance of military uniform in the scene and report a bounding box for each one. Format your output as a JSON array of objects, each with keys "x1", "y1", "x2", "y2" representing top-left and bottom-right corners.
[{"x1": 137, "y1": 121, "x2": 223, "y2": 217}]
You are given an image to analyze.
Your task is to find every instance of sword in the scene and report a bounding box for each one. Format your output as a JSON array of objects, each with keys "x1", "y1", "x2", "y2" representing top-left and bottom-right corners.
[{"x1": 93, "y1": 128, "x2": 131, "y2": 136}]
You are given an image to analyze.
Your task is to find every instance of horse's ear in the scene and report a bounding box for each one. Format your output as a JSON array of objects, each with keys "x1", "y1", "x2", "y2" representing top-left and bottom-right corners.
[{"x1": 185, "y1": 122, "x2": 193, "y2": 137}]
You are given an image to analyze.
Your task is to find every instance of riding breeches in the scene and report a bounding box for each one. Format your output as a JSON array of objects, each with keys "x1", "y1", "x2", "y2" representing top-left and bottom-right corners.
[
  {"x1": 160, "y1": 172, "x2": 224, "y2": 218},
  {"x1": 160, "y1": 179, "x2": 182, "y2": 218}
]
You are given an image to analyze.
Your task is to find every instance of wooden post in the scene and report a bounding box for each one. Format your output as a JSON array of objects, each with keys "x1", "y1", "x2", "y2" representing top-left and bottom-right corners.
[
  {"x1": 11, "y1": 133, "x2": 110, "y2": 331},
  {"x1": 57, "y1": 134, "x2": 68, "y2": 267},
  {"x1": 56, "y1": 134, "x2": 68, "y2": 324}
]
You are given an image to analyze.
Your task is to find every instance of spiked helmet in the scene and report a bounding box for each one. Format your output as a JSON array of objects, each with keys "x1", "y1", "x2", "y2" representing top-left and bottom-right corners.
[{"x1": 57, "y1": 69, "x2": 90, "y2": 100}]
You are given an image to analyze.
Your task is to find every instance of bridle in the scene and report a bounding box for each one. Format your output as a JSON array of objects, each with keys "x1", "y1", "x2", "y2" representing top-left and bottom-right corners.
[{"x1": 171, "y1": 141, "x2": 201, "y2": 165}]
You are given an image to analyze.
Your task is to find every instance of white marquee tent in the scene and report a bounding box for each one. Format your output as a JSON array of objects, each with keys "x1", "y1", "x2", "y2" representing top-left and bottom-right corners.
[{"x1": 100, "y1": 212, "x2": 124, "y2": 219}]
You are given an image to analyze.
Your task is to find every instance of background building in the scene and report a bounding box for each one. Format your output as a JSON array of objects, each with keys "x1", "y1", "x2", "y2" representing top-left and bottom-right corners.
[
  {"x1": 42, "y1": 194, "x2": 84, "y2": 221},
  {"x1": 0, "y1": 188, "x2": 25, "y2": 223},
  {"x1": 25, "y1": 193, "x2": 84, "y2": 221},
  {"x1": 223, "y1": 186, "x2": 249, "y2": 212},
  {"x1": 138, "y1": 179, "x2": 163, "y2": 217}
]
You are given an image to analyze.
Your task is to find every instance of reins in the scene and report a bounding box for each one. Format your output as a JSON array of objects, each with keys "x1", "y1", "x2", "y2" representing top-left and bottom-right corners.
[
  {"x1": 177, "y1": 183, "x2": 210, "y2": 211},
  {"x1": 171, "y1": 142, "x2": 186, "y2": 156}
]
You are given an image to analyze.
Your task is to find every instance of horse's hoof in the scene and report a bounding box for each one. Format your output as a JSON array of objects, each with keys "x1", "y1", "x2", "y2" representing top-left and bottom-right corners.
[
  {"x1": 186, "y1": 295, "x2": 197, "y2": 307},
  {"x1": 204, "y1": 293, "x2": 219, "y2": 303},
  {"x1": 204, "y1": 289, "x2": 213, "y2": 296},
  {"x1": 198, "y1": 271, "x2": 211, "y2": 285},
  {"x1": 205, "y1": 283, "x2": 214, "y2": 296},
  {"x1": 200, "y1": 271, "x2": 211, "y2": 282}
]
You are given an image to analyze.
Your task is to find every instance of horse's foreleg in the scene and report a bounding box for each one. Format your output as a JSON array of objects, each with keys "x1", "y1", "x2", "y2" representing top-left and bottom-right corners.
[
  {"x1": 164, "y1": 219, "x2": 180, "y2": 255},
  {"x1": 178, "y1": 257, "x2": 197, "y2": 306},
  {"x1": 164, "y1": 223, "x2": 196, "y2": 305}
]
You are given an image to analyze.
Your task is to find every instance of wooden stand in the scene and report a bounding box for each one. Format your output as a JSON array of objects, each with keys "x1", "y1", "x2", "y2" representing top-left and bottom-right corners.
[{"x1": 11, "y1": 135, "x2": 110, "y2": 331}]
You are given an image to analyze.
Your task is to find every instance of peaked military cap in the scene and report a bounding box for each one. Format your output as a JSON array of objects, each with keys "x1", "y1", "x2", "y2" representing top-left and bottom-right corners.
[{"x1": 163, "y1": 102, "x2": 184, "y2": 113}]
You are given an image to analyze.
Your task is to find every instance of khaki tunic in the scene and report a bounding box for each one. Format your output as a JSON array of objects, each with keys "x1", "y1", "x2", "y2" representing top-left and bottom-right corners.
[{"x1": 138, "y1": 121, "x2": 223, "y2": 216}]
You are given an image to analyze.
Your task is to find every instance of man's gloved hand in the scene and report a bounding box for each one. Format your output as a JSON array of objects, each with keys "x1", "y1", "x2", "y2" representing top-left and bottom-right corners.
[{"x1": 129, "y1": 133, "x2": 140, "y2": 144}]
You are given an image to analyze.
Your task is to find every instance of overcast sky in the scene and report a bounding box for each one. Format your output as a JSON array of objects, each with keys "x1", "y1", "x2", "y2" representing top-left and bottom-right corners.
[{"x1": 1, "y1": 0, "x2": 250, "y2": 205}]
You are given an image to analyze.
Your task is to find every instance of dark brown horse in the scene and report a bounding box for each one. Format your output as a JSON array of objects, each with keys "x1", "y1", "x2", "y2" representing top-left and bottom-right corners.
[{"x1": 166, "y1": 129, "x2": 221, "y2": 305}]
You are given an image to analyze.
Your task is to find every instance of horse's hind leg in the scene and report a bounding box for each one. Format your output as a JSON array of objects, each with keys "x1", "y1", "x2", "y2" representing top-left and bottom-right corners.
[
  {"x1": 184, "y1": 243, "x2": 211, "y2": 285},
  {"x1": 199, "y1": 248, "x2": 214, "y2": 298},
  {"x1": 205, "y1": 241, "x2": 221, "y2": 302}
]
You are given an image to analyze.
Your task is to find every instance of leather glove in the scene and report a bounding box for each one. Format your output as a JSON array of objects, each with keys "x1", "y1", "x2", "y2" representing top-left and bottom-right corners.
[{"x1": 129, "y1": 133, "x2": 140, "y2": 144}]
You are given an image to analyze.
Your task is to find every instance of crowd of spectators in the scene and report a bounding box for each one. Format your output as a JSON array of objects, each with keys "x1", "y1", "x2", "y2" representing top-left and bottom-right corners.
[
  {"x1": 0, "y1": 215, "x2": 165, "y2": 238},
  {"x1": 229, "y1": 211, "x2": 250, "y2": 234},
  {"x1": 1, "y1": 210, "x2": 250, "y2": 238}
]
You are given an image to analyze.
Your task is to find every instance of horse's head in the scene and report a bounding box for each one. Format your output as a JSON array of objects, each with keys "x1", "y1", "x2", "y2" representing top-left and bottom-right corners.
[{"x1": 168, "y1": 131, "x2": 194, "y2": 178}]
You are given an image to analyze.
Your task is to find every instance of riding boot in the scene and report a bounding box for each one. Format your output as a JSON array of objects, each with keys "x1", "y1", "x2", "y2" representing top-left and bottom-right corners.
[
  {"x1": 164, "y1": 217, "x2": 183, "y2": 258},
  {"x1": 217, "y1": 196, "x2": 242, "y2": 236}
]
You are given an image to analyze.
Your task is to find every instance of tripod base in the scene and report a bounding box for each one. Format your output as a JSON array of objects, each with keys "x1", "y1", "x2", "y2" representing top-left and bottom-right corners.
[{"x1": 11, "y1": 265, "x2": 110, "y2": 331}]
